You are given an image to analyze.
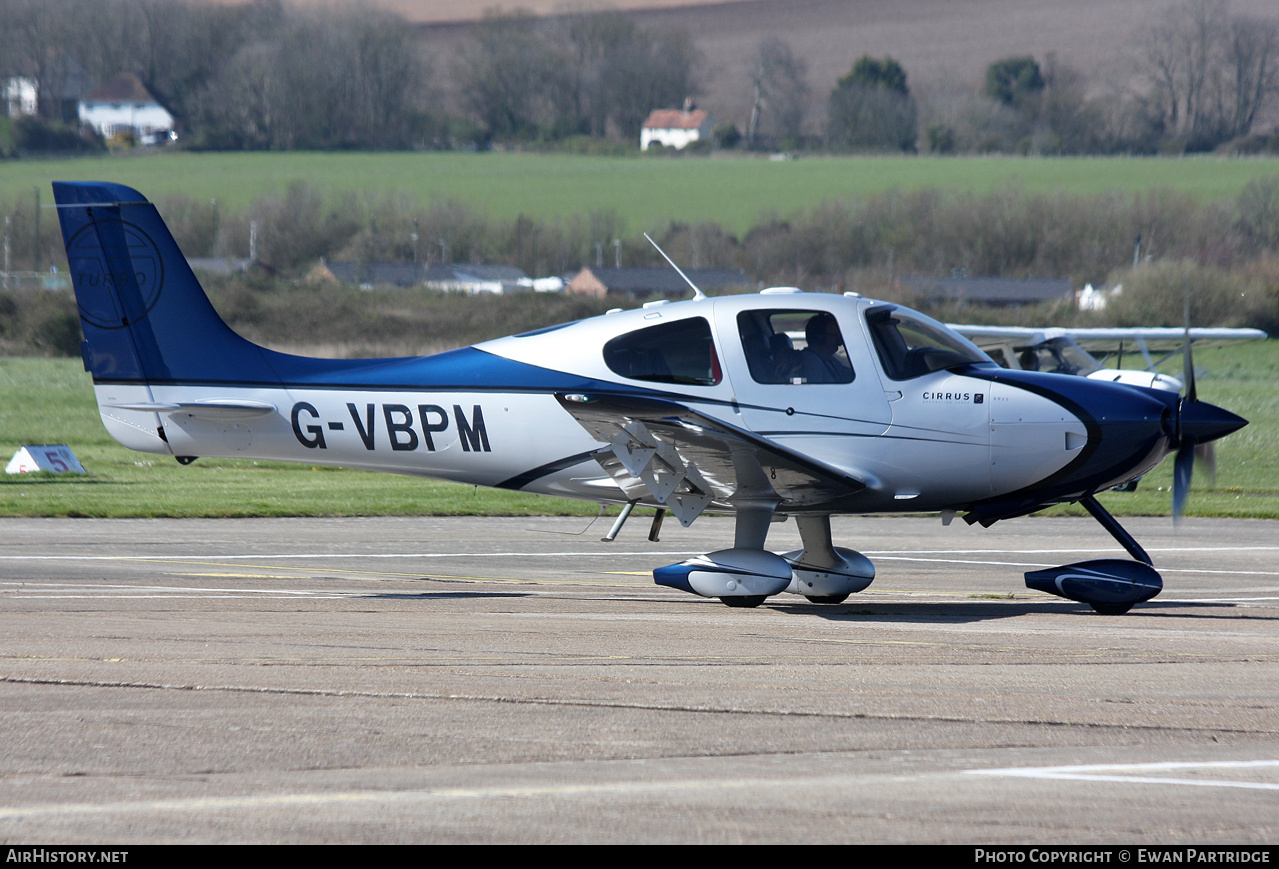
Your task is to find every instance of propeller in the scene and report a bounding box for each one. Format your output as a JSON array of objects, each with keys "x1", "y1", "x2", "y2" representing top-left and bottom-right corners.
[
  {"x1": 1173, "y1": 290, "x2": 1198, "y2": 522},
  {"x1": 1170, "y1": 290, "x2": 1245, "y2": 520}
]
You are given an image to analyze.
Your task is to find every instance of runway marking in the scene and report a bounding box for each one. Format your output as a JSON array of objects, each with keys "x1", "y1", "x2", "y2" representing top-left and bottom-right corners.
[
  {"x1": 1162, "y1": 596, "x2": 1279, "y2": 602},
  {"x1": 0, "y1": 582, "x2": 636, "y2": 599},
  {"x1": 177, "y1": 573, "x2": 307, "y2": 579},
  {"x1": 4, "y1": 544, "x2": 1279, "y2": 562},
  {"x1": 6, "y1": 579, "x2": 1278, "y2": 604},
  {"x1": 0, "y1": 551, "x2": 696, "y2": 561},
  {"x1": 8, "y1": 549, "x2": 1279, "y2": 582},
  {"x1": 854, "y1": 556, "x2": 1279, "y2": 580},
  {"x1": 0, "y1": 777, "x2": 770, "y2": 820},
  {"x1": 0, "y1": 555, "x2": 680, "y2": 588},
  {"x1": 966, "y1": 759, "x2": 1279, "y2": 791},
  {"x1": 5, "y1": 759, "x2": 1279, "y2": 820}
]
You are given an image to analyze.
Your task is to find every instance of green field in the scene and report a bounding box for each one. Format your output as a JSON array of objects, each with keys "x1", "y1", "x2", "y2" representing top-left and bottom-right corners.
[
  {"x1": 0, "y1": 356, "x2": 614, "y2": 519},
  {"x1": 6, "y1": 151, "x2": 1279, "y2": 234},
  {"x1": 2, "y1": 343, "x2": 1276, "y2": 519}
]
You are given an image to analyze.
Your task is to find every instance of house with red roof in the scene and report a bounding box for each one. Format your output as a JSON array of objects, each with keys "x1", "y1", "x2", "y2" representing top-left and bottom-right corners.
[{"x1": 640, "y1": 102, "x2": 713, "y2": 151}]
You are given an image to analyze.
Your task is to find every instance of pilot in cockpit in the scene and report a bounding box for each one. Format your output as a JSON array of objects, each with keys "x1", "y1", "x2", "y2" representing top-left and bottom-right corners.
[{"x1": 797, "y1": 312, "x2": 853, "y2": 383}]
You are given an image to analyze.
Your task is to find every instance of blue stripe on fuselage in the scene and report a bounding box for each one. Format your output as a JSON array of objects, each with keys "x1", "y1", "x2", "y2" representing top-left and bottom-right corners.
[{"x1": 90, "y1": 344, "x2": 638, "y2": 395}]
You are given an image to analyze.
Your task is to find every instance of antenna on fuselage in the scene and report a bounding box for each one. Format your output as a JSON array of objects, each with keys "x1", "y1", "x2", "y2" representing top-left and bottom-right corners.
[{"x1": 644, "y1": 232, "x2": 706, "y2": 301}]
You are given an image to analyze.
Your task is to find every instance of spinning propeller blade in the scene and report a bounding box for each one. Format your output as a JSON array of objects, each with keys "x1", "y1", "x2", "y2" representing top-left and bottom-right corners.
[
  {"x1": 1169, "y1": 288, "x2": 1244, "y2": 520},
  {"x1": 1173, "y1": 299, "x2": 1195, "y2": 522}
]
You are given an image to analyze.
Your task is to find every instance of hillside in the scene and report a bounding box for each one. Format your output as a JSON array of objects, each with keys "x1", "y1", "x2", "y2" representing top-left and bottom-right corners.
[{"x1": 405, "y1": 0, "x2": 1279, "y2": 136}]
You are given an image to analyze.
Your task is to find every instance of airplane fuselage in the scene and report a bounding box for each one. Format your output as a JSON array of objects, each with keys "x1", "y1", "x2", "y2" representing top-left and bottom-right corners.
[{"x1": 94, "y1": 292, "x2": 1179, "y2": 518}]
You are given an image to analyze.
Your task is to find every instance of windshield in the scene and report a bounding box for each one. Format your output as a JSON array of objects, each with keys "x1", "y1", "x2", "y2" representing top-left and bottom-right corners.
[
  {"x1": 1014, "y1": 338, "x2": 1101, "y2": 375},
  {"x1": 866, "y1": 306, "x2": 993, "y2": 381}
]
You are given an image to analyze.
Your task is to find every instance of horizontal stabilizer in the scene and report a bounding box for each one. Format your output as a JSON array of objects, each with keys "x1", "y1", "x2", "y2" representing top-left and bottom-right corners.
[{"x1": 108, "y1": 400, "x2": 278, "y2": 419}]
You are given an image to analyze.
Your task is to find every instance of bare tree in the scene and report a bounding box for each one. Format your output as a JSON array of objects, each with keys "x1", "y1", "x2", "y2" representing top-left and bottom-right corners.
[
  {"x1": 600, "y1": 27, "x2": 701, "y2": 141},
  {"x1": 550, "y1": 10, "x2": 638, "y2": 137},
  {"x1": 1139, "y1": 0, "x2": 1279, "y2": 148},
  {"x1": 1226, "y1": 15, "x2": 1279, "y2": 138},
  {"x1": 1, "y1": 0, "x2": 79, "y2": 119},
  {"x1": 1141, "y1": 0, "x2": 1226, "y2": 139},
  {"x1": 127, "y1": 0, "x2": 261, "y2": 132},
  {"x1": 455, "y1": 10, "x2": 564, "y2": 140},
  {"x1": 453, "y1": 9, "x2": 699, "y2": 144},
  {"x1": 746, "y1": 37, "x2": 809, "y2": 149},
  {"x1": 196, "y1": 41, "x2": 280, "y2": 149},
  {"x1": 196, "y1": 3, "x2": 422, "y2": 149}
]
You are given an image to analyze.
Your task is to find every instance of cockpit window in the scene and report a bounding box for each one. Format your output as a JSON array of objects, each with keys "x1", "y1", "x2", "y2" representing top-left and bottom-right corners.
[
  {"x1": 1016, "y1": 338, "x2": 1101, "y2": 375},
  {"x1": 736, "y1": 309, "x2": 855, "y2": 384},
  {"x1": 866, "y1": 306, "x2": 992, "y2": 381},
  {"x1": 603, "y1": 317, "x2": 722, "y2": 386}
]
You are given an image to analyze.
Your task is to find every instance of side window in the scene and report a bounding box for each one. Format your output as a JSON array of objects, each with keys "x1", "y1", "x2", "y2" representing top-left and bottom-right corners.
[
  {"x1": 737, "y1": 309, "x2": 854, "y2": 384},
  {"x1": 603, "y1": 317, "x2": 722, "y2": 386}
]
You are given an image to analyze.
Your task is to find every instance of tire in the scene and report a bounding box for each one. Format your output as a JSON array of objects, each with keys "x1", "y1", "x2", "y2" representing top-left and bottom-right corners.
[
  {"x1": 1090, "y1": 602, "x2": 1133, "y2": 615},
  {"x1": 721, "y1": 595, "x2": 768, "y2": 608},
  {"x1": 804, "y1": 594, "x2": 850, "y2": 604}
]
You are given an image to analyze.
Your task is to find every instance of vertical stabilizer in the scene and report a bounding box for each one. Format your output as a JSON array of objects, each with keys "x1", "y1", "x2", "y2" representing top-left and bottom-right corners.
[{"x1": 53, "y1": 181, "x2": 275, "y2": 385}]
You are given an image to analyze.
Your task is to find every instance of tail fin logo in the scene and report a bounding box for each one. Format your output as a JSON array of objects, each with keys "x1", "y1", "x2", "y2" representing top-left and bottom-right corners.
[{"x1": 66, "y1": 218, "x2": 165, "y2": 330}]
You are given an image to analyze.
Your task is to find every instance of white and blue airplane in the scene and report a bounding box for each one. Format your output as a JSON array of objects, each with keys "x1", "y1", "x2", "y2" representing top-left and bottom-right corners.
[{"x1": 53, "y1": 181, "x2": 1249, "y2": 614}]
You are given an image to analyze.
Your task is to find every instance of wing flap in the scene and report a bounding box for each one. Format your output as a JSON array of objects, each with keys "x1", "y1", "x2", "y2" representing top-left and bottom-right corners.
[{"x1": 557, "y1": 393, "x2": 866, "y2": 526}]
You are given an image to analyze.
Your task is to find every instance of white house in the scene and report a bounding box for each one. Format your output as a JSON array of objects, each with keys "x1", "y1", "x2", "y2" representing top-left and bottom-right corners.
[
  {"x1": 3, "y1": 77, "x2": 37, "y2": 117},
  {"x1": 78, "y1": 73, "x2": 174, "y2": 143},
  {"x1": 640, "y1": 106, "x2": 713, "y2": 151}
]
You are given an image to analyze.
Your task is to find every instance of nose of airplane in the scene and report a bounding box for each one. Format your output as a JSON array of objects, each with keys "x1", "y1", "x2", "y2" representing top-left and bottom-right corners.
[
  {"x1": 969, "y1": 371, "x2": 1248, "y2": 521},
  {"x1": 1177, "y1": 397, "x2": 1248, "y2": 446},
  {"x1": 1042, "y1": 379, "x2": 1245, "y2": 500}
]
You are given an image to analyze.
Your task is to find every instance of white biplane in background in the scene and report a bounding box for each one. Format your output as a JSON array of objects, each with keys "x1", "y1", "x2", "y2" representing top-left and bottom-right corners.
[
  {"x1": 950, "y1": 324, "x2": 1267, "y2": 391},
  {"x1": 54, "y1": 182, "x2": 1250, "y2": 615}
]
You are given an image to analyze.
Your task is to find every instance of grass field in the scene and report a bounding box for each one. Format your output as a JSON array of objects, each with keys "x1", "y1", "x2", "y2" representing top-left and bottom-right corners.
[
  {"x1": 7, "y1": 152, "x2": 1279, "y2": 235},
  {"x1": 0, "y1": 356, "x2": 613, "y2": 519},
  {"x1": 2, "y1": 342, "x2": 1276, "y2": 520}
]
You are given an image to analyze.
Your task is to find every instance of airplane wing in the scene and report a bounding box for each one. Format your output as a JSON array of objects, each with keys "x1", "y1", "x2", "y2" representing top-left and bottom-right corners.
[
  {"x1": 947, "y1": 325, "x2": 1054, "y2": 346},
  {"x1": 1046, "y1": 327, "x2": 1267, "y2": 355},
  {"x1": 554, "y1": 392, "x2": 867, "y2": 527},
  {"x1": 950, "y1": 324, "x2": 1267, "y2": 354}
]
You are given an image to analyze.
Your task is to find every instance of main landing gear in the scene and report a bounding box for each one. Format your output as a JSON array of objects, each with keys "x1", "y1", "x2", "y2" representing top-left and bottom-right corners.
[{"x1": 653, "y1": 505, "x2": 874, "y2": 609}]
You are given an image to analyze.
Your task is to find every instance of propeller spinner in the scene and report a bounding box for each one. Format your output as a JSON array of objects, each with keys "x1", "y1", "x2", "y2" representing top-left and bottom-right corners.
[{"x1": 1170, "y1": 319, "x2": 1247, "y2": 520}]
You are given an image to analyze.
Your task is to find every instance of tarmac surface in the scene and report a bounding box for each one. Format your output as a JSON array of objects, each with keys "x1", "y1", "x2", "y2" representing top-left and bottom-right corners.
[{"x1": 1, "y1": 514, "x2": 1276, "y2": 844}]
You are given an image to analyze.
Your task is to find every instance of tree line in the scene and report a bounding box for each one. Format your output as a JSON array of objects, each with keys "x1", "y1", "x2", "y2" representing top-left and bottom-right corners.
[
  {"x1": 5, "y1": 178, "x2": 1279, "y2": 287},
  {"x1": 3, "y1": 177, "x2": 1278, "y2": 353},
  {"x1": 1, "y1": 0, "x2": 1276, "y2": 155}
]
